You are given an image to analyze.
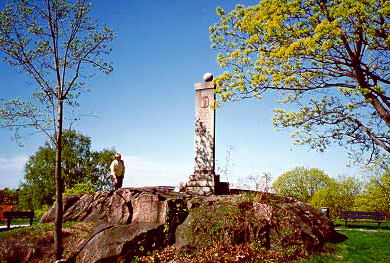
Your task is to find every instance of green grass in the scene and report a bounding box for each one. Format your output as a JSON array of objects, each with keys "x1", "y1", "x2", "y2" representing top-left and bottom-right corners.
[
  {"x1": 0, "y1": 221, "x2": 85, "y2": 239},
  {"x1": 0, "y1": 222, "x2": 54, "y2": 239},
  {"x1": 300, "y1": 228, "x2": 390, "y2": 263},
  {"x1": 0, "y1": 217, "x2": 40, "y2": 226}
]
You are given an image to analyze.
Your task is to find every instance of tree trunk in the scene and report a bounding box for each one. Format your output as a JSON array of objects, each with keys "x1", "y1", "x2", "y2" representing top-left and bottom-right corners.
[{"x1": 54, "y1": 101, "x2": 64, "y2": 260}]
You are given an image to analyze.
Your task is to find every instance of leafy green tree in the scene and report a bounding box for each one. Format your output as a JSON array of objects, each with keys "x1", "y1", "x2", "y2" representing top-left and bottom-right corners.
[
  {"x1": 89, "y1": 148, "x2": 117, "y2": 190},
  {"x1": 60, "y1": 129, "x2": 114, "y2": 190},
  {"x1": 366, "y1": 177, "x2": 390, "y2": 212},
  {"x1": 357, "y1": 159, "x2": 390, "y2": 211},
  {"x1": 210, "y1": 0, "x2": 390, "y2": 162},
  {"x1": 272, "y1": 166, "x2": 332, "y2": 202},
  {"x1": 337, "y1": 176, "x2": 364, "y2": 208},
  {"x1": 0, "y1": 0, "x2": 114, "y2": 258},
  {"x1": 309, "y1": 175, "x2": 363, "y2": 218},
  {"x1": 20, "y1": 145, "x2": 56, "y2": 210},
  {"x1": 19, "y1": 129, "x2": 115, "y2": 211}
]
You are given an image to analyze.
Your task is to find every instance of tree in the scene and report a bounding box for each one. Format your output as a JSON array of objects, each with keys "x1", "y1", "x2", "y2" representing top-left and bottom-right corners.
[
  {"x1": 272, "y1": 166, "x2": 332, "y2": 202},
  {"x1": 60, "y1": 129, "x2": 114, "y2": 190},
  {"x1": 89, "y1": 148, "x2": 117, "y2": 190},
  {"x1": 357, "y1": 158, "x2": 390, "y2": 211},
  {"x1": 0, "y1": 0, "x2": 114, "y2": 259},
  {"x1": 19, "y1": 130, "x2": 115, "y2": 211},
  {"x1": 210, "y1": 0, "x2": 390, "y2": 162},
  {"x1": 20, "y1": 144, "x2": 56, "y2": 210},
  {"x1": 309, "y1": 175, "x2": 363, "y2": 218}
]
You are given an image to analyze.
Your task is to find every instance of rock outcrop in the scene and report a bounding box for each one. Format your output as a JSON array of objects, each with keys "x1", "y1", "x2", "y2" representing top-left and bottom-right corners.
[
  {"x1": 38, "y1": 188, "x2": 338, "y2": 263},
  {"x1": 41, "y1": 188, "x2": 189, "y2": 262}
]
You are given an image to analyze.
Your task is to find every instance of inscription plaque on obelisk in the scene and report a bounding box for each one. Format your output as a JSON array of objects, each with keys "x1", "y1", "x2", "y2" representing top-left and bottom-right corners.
[{"x1": 186, "y1": 73, "x2": 218, "y2": 195}]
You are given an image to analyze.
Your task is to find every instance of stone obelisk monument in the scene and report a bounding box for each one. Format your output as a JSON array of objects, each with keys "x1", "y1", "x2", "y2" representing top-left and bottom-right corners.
[{"x1": 186, "y1": 73, "x2": 229, "y2": 195}]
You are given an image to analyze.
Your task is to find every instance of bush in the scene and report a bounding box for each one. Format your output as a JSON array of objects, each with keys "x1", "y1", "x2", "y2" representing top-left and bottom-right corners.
[
  {"x1": 34, "y1": 204, "x2": 51, "y2": 220},
  {"x1": 186, "y1": 194, "x2": 290, "y2": 253},
  {"x1": 63, "y1": 183, "x2": 97, "y2": 196},
  {"x1": 142, "y1": 193, "x2": 310, "y2": 263}
]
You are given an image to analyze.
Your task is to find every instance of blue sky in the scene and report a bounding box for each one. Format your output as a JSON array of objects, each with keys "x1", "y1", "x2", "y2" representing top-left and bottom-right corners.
[{"x1": 0, "y1": 0, "x2": 360, "y2": 190}]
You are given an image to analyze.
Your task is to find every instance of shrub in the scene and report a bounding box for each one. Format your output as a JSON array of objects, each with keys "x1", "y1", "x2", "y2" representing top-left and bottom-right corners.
[
  {"x1": 63, "y1": 183, "x2": 97, "y2": 196},
  {"x1": 142, "y1": 193, "x2": 311, "y2": 263},
  {"x1": 34, "y1": 204, "x2": 51, "y2": 219}
]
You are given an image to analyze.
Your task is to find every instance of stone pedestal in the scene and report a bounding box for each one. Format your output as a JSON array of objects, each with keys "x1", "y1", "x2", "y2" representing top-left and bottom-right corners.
[{"x1": 187, "y1": 172, "x2": 217, "y2": 195}]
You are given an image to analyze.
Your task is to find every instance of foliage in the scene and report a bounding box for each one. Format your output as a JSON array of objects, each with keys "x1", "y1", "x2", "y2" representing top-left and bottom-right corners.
[
  {"x1": 190, "y1": 200, "x2": 241, "y2": 248},
  {"x1": 140, "y1": 193, "x2": 318, "y2": 263},
  {"x1": 357, "y1": 158, "x2": 390, "y2": 211},
  {"x1": 34, "y1": 204, "x2": 51, "y2": 219},
  {"x1": 181, "y1": 194, "x2": 307, "y2": 261},
  {"x1": 58, "y1": 129, "x2": 115, "y2": 192},
  {"x1": 309, "y1": 176, "x2": 363, "y2": 219},
  {"x1": 63, "y1": 182, "x2": 96, "y2": 196},
  {"x1": 140, "y1": 242, "x2": 304, "y2": 263},
  {"x1": 272, "y1": 166, "x2": 332, "y2": 202},
  {"x1": 210, "y1": 0, "x2": 390, "y2": 162},
  {"x1": 88, "y1": 147, "x2": 117, "y2": 191},
  {"x1": 19, "y1": 144, "x2": 56, "y2": 210},
  {"x1": 18, "y1": 129, "x2": 114, "y2": 211},
  {"x1": 272, "y1": 163, "x2": 389, "y2": 217}
]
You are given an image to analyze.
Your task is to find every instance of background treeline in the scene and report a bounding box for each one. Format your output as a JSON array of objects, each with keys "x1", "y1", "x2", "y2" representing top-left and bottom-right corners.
[
  {"x1": 0, "y1": 129, "x2": 115, "y2": 217},
  {"x1": 272, "y1": 165, "x2": 390, "y2": 219}
]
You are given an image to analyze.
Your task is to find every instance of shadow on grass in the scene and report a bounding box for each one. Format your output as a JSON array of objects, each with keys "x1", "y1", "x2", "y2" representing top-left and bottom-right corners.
[{"x1": 328, "y1": 230, "x2": 348, "y2": 243}]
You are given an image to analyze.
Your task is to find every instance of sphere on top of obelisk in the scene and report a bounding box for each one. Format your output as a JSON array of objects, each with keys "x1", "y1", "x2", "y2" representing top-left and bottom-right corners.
[{"x1": 203, "y1": 72, "x2": 213, "y2": 82}]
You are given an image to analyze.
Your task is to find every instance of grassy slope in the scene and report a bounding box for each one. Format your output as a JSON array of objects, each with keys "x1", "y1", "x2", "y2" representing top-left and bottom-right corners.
[{"x1": 0, "y1": 221, "x2": 94, "y2": 262}]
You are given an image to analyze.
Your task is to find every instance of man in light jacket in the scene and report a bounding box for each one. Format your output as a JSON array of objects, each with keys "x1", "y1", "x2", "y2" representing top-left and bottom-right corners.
[{"x1": 111, "y1": 153, "x2": 125, "y2": 190}]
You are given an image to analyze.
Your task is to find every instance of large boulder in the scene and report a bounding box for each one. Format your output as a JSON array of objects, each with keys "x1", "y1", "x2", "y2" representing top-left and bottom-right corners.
[
  {"x1": 41, "y1": 190, "x2": 133, "y2": 224},
  {"x1": 174, "y1": 192, "x2": 336, "y2": 260},
  {"x1": 41, "y1": 188, "x2": 189, "y2": 263},
  {"x1": 38, "y1": 188, "x2": 338, "y2": 263}
]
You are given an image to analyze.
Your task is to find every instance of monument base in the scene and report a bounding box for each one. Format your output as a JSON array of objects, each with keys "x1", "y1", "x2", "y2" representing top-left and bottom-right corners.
[{"x1": 186, "y1": 174, "x2": 230, "y2": 196}]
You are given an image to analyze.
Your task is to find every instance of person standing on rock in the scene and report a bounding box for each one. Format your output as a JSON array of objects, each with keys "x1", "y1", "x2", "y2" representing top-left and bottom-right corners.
[{"x1": 111, "y1": 153, "x2": 125, "y2": 190}]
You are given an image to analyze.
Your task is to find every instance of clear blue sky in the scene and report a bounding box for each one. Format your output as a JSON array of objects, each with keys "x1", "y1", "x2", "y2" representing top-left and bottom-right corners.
[{"x1": 0, "y1": 0, "x2": 360, "y2": 190}]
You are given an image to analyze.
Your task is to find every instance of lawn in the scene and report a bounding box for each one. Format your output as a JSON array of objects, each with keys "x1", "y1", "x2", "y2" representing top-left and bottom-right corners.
[
  {"x1": 0, "y1": 218, "x2": 40, "y2": 226},
  {"x1": 300, "y1": 222, "x2": 390, "y2": 263}
]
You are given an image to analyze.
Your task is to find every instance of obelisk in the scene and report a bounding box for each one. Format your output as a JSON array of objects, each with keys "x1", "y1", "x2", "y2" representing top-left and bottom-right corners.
[{"x1": 186, "y1": 73, "x2": 218, "y2": 195}]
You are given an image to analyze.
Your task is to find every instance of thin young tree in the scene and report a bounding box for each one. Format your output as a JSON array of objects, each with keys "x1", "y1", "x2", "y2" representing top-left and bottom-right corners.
[{"x1": 0, "y1": 0, "x2": 114, "y2": 259}]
